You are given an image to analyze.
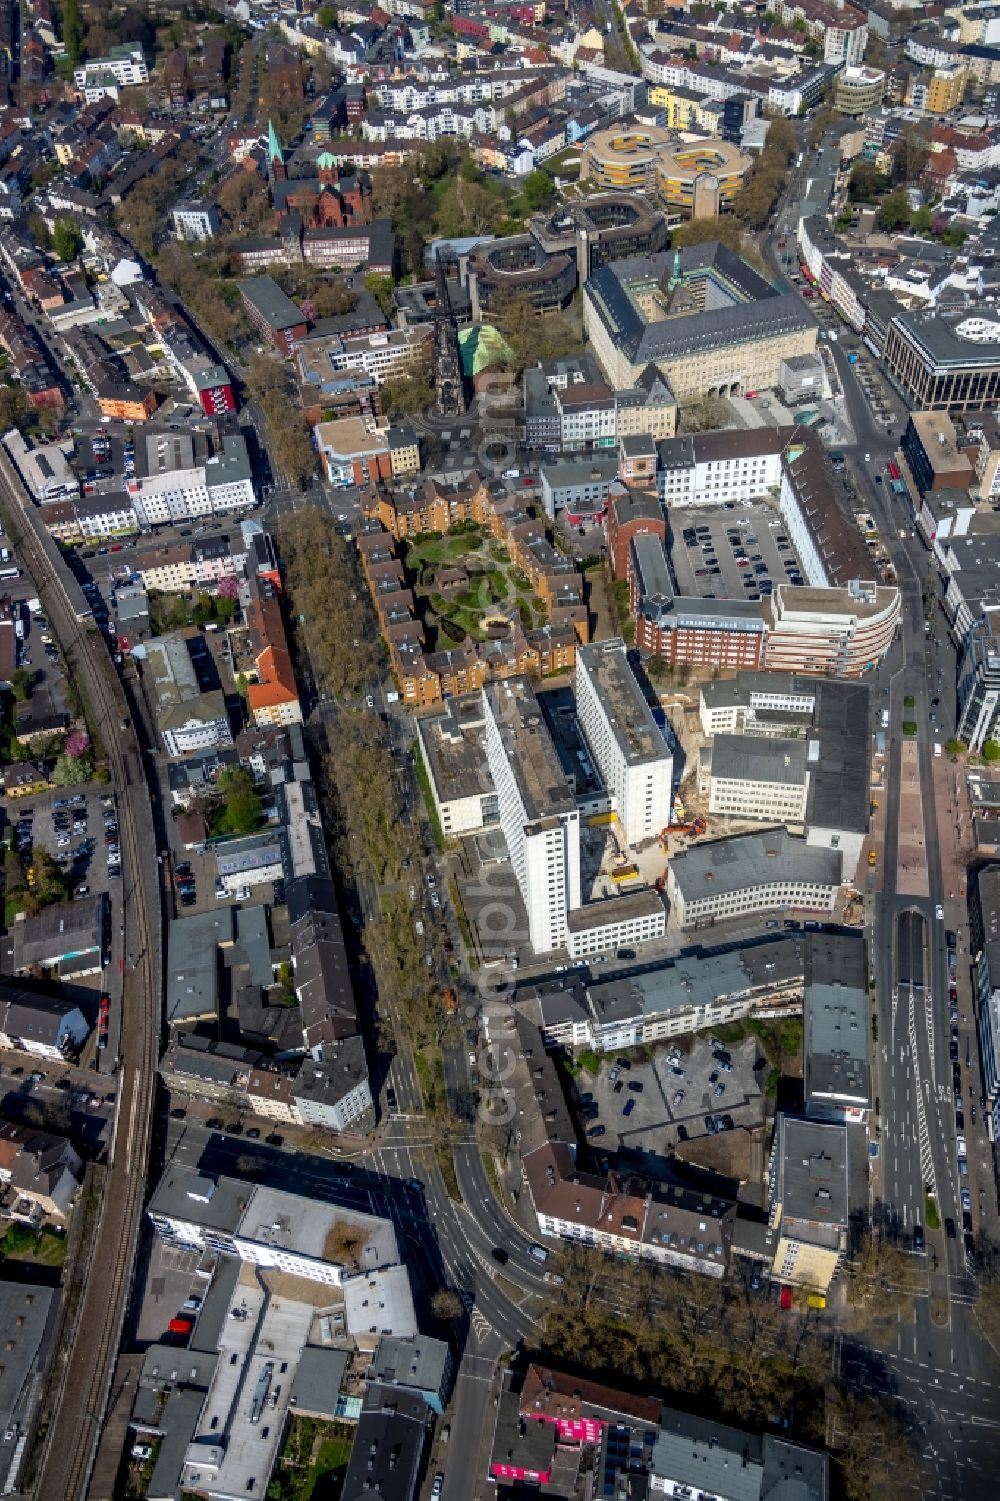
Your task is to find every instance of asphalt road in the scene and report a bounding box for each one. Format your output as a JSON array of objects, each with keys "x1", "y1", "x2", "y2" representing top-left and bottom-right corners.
[{"x1": 816, "y1": 342, "x2": 1000, "y2": 1498}]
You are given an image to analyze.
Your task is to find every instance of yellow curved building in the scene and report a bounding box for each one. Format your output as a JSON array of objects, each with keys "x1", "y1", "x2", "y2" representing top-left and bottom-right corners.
[{"x1": 580, "y1": 126, "x2": 752, "y2": 218}]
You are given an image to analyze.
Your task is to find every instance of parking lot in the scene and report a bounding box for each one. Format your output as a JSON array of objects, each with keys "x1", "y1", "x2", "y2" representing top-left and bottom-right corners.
[
  {"x1": 669, "y1": 503, "x2": 805, "y2": 603},
  {"x1": 578, "y1": 1034, "x2": 766, "y2": 1156},
  {"x1": 11, "y1": 785, "x2": 121, "y2": 902}
]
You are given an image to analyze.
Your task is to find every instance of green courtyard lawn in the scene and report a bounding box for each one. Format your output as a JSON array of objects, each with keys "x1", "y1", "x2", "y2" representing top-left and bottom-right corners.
[{"x1": 403, "y1": 526, "x2": 549, "y2": 647}]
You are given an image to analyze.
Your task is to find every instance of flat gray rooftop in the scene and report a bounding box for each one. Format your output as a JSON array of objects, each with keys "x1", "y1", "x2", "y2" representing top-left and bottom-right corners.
[
  {"x1": 578, "y1": 639, "x2": 669, "y2": 767},
  {"x1": 485, "y1": 677, "x2": 576, "y2": 824}
]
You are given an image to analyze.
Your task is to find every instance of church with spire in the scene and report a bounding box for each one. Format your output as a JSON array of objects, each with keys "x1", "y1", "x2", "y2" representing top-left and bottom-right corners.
[{"x1": 267, "y1": 119, "x2": 287, "y2": 183}]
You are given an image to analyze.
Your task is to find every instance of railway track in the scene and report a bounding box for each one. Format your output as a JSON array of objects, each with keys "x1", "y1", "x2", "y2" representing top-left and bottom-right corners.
[{"x1": 0, "y1": 456, "x2": 160, "y2": 1501}]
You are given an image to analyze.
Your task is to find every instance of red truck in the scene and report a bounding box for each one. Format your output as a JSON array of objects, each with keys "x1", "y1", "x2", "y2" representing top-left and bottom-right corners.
[{"x1": 168, "y1": 1317, "x2": 193, "y2": 1336}]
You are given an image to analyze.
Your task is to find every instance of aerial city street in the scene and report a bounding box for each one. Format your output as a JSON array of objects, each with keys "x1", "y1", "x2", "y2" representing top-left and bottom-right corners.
[{"x1": 1, "y1": 2, "x2": 1000, "y2": 1500}]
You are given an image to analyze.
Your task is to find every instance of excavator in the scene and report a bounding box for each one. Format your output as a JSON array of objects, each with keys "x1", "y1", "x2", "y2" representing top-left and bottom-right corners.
[{"x1": 658, "y1": 817, "x2": 706, "y2": 851}]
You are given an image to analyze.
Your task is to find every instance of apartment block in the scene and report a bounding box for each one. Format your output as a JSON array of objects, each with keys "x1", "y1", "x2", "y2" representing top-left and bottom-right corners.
[
  {"x1": 482, "y1": 677, "x2": 581, "y2": 954},
  {"x1": 575, "y1": 640, "x2": 672, "y2": 845}
]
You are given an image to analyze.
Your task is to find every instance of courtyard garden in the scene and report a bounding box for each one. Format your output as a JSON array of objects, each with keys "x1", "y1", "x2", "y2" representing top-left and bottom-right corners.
[{"x1": 402, "y1": 523, "x2": 550, "y2": 646}]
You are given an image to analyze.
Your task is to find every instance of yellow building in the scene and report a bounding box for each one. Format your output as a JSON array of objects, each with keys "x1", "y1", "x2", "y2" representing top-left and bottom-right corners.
[
  {"x1": 769, "y1": 1117, "x2": 848, "y2": 1295},
  {"x1": 580, "y1": 123, "x2": 751, "y2": 217},
  {"x1": 927, "y1": 62, "x2": 967, "y2": 112}
]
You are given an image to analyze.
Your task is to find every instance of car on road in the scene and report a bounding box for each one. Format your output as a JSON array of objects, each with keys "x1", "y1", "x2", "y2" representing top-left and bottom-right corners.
[
  {"x1": 936, "y1": 905, "x2": 945, "y2": 920},
  {"x1": 431, "y1": 1476, "x2": 444, "y2": 1500},
  {"x1": 945, "y1": 1218, "x2": 957, "y2": 1239},
  {"x1": 170, "y1": 1107, "x2": 186, "y2": 1119},
  {"x1": 912, "y1": 1224, "x2": 925, "y2": 1252},
  {"x1": 265, "y1": 1134, "x2": 284, "y2": 1147},
  {"x1": 491, "y1": 1247, "x2": 509, "y2": 1264},
  {"x1": 528, "y1": 1243, "x2": 549, "y2": 1263},
  {"x1": 587, "y1": 1124, "x2": 606, "y2": 1138},
  {"x1": 206, "y1": 1117, "x2": 224, "y2": 1129}
]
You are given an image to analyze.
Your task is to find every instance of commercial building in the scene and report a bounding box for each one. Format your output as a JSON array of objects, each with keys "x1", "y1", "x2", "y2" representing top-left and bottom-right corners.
[
  {"x1": 575, "y1": 640, "x2": 673, "y2": 845},
  {"x1": 763, "y1": 582, "x2": 900, "y2": 677},
  {"x1": 291, "y1": 1042, "x2": 373, "y2": 1132},
  {"x1": 0, "y1": 1285, "x2": 56, "y2": 1495},
  {"x1": 539, "y1": 457, "x2": 619, "y2": 521},
  {"x1": 973, "y1": 865, "x2": 1000, "y2": 1150},
  {"x1": 148, "y1": 1167, "x2": 406, "y2": 1289},
  {"x1": 237, "y1": 276, "x2": 309, "y2": 355},
  {"x1": 957, "y1": 617, "x2": 1000, "y2": 751},
  {"x1": 629, "y1": 531, "x2": 768, "y2": 670},
  {"x1": 482, "y1": 677, "x2": 581, "y2": 954},
  {"x1": 171, "y1": 201, "x2": 220, "y2": 241},
  {"x1": 314, "y1": 415, "x2": 420, "y2": 486},
  {"x1": 2, "y1": 896, "x2": 105, "y2": 976},
  {"x1": 142, "y1": 634, "x2": 233, "y2": 758},
  {"x1": 901, "y1": 410, "x2": 976, "y2": 496},
  {"x1": 882, "y1": 309, "x2": 1000, "y2": 412},
  {"x1": 580, "y1": 124, "x2": 752, "y2": 217},
  {"x1": 804, "y1": 932, "x2": 871, "y2": 1124},
  {"x1": 489, "y1": 1364, "x2": 828, "y2": 1499},
  {"x1": 519, "y1": 934, "x2": 805, "y2": 1052},
  {"x1": 708, "y1": 734, "x2": 810, "y2": 824},
  {"x1": 584, "y1": 244, "x2": 817, "y2": 397},
  {"x1": 665, "y1": 831, "x2": 842, "y2": 928},
  {"x1": 768, "y1": 1115, "x2": 849, "y2": 1293},
  {"x1": 657, "y1": 425, "x2": 789, "y2": 508},
  {"x1": 834, "y1": 65, "x2": 886, "y2": 115}
]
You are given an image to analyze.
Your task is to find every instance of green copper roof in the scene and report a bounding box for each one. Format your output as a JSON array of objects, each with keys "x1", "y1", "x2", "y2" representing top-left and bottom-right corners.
[
  {"x1": 267, "y1": 119, "x2": 283, "y2": 164},
  {"x1": 458, "y1": 324, "x2": 512, "y2": 377}
]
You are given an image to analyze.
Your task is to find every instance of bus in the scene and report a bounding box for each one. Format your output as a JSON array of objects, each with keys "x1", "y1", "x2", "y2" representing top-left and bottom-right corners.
[
  {"x1": 0, "y1": 565, "x2": 20, "y2": 580},
  {"x1": 887, "y1": 461, "x2": 901, "y2": 482}
]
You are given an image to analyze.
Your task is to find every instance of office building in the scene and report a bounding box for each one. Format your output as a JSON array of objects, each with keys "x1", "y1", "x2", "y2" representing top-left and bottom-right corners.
[
  {"x1": 666, "y1": 830, "x2": 841, "y2": 928},
  {"x1": 584, "y1": 244, "x2": 816, "y2": 397},
  {"x1": 481, "y1": 677, "x2": 581, "y2": 954},
  {"x1": 708, "y1": 734, "x2": 810, "y2": 824},
  {"x1": 804, "y1": 932, "x2": 871, "y2": 1124},
  {"x1": 575, "y1": 640, "x2": 672, "y2": 845},
  {"x1": 768, "y1": 1115, "x2": 849, "y2": 1293}
]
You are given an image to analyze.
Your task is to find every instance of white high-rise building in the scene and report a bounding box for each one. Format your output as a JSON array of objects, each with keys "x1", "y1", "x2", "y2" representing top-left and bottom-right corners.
[
  {"x1": 575, "y1": 640, "x2": 673, "y2": 846},
  {"x1": 482, "y1": 678, "x2": 581, "y2": 954}
]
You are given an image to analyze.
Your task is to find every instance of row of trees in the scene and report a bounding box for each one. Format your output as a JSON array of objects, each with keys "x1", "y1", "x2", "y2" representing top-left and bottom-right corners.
[
  {"x1": 243, "y1": 354, "x2": 316, "y2": 490},
  {"x1": 729, "y1": 114, "x2": 797, "y2": 231},
  {"x1": 277, "y1": 508, "x2": 384, "y2": 701},
  {"x1": 279, "y1": 508, "x2": 457, "y2": 1074},
  {"x1": 536, "y1": 1244, "x2": 925, "y2": 1501}
]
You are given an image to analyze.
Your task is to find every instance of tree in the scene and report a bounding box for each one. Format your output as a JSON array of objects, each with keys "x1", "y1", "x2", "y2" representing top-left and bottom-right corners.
[
  {"x1": 877, "y1": 190, "x2": 912, "y2": 232},
  {"x1": 212, "y1": 766, "x2": 262, "y2": 837},
  {"x1": 9, "y1": 667, "x2": 32, "y2": 702},
  {"x1": 25, "y1": 849, "x2": 70, "y2": 913},
  {"x1": 26, "y1": 213, "x2": 51, "y2": 251},
  {"x1": 62, "y1": 0, "x2": 85, "y2": 63},
  {"x1": 216, "y1": 170, "x2": 273, "y2": 237},
  {"x1": 847, "y1": 160, "x2": 888, "y2": 202},
  {"x1": 52, "y1": 217, "x2": 83, "y2": 263},
  {"x1": 983, "y1": 739, "x2": 1000, "y2": 763},
  {"x1": 52, "y1": 751, "x2": 93, "y2": 787},
  {"x1": 379, "y1": 352, "x2": 435, "y2": 420},
  {"x1": 317, "y1": 4, "x2": 338, "y2": 28},
  {"x1": 365, "y1": 274, "x2": 395, "y2": 321},
  {"x1": 891, "y1": 133, "x2": 930, "y2": 187},
  {"x1": 430, "y1": 1288, "x2": 465, "y2": 1322},
  {"x1": 522, "y1": 169, "x2": 556, "y2": 213}
]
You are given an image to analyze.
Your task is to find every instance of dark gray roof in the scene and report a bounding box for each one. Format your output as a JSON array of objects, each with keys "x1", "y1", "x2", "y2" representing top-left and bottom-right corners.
[
  {"x1": 236, "y1": 275, "x2": 306, "y2": 332},
  {"x1": 586, "y1": 245, "x2": 813, "y2": 364},
  {"x1": 805, "y1": 680, "x2": 871, "y2": 836}
]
